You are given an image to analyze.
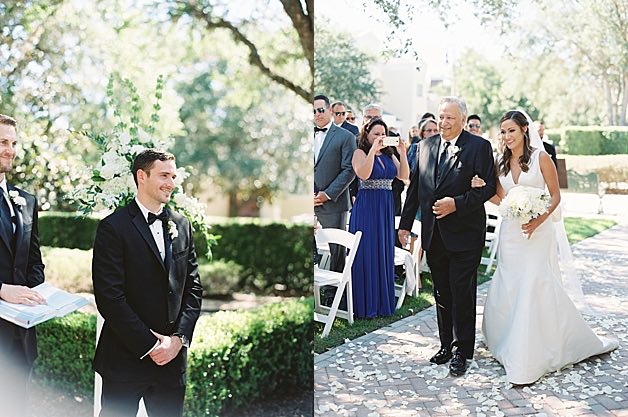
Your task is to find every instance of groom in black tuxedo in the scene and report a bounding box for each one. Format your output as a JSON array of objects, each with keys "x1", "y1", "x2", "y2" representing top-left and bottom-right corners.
[
  {"x1": 92, "y1": 149, "x2": 203, "y2": 416},
  {"x1": 0, "y1": 114, "x2": 46, "y2": 417},
  {"x1": 399, "y1": 97, "x2": 495, "y2": 376}
]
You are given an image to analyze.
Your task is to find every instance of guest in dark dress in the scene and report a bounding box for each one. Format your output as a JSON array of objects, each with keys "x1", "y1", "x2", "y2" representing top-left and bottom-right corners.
[{"x1": 349, "y1": 118, "x2": 409, "y2": 318}]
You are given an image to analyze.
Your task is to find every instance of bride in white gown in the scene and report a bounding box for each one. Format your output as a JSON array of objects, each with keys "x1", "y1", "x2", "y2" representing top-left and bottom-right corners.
[{"x1": 477, "y1": 110, "x2": 618, "y2": 385}]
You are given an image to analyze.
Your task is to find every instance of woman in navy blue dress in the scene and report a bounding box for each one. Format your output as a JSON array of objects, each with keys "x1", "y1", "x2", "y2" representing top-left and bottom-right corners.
[{"x1": 349, "y1": 118, "x2": 409, "y2": 318}]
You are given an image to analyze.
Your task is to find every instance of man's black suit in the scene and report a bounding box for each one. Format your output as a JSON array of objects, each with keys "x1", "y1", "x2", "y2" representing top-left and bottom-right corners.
[
  {"x1": 92, "y1": 200, "x2": 202, "y2": 416},
  {"x1": 0, "y1": 185, "x2": 45, "y2": 415},
  {"x1": 543, "y1": 141, "x2": 558, "y2": 167},
  {"x1": 400, "y1": 131, "x2": 495, "y2": 358}
]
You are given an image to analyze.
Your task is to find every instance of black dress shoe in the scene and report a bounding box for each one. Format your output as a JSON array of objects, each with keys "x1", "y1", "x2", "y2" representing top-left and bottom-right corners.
[
  {"x1": 449, "y1": 352, "x2": 468, "y2": 376},
  {"x1": 429, "y1": 347, "x2": 452, "y2": 365}
]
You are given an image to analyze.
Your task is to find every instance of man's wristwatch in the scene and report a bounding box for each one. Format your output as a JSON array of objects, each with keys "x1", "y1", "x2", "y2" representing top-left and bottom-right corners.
[{"x1": 172, "y1": 333, "x2": 189, "y2": 348}]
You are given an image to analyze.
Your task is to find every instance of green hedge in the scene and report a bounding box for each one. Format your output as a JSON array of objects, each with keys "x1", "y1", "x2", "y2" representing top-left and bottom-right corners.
[
  {"x1": 39, "y1": 214, "x2": 313, "y2": 295},
  {"x1": 554, "y1": 126, "x2": 628, "y2": 155},
  {"x1": 31, "y1": 299, "x2": 313, "y2": 416},
  {"x1": 39, "y1": 212, "x2": 99, "y2": 249},
  {"x1": 34, "y1": 312, "x2": 97, "y2": 396},
  {"x1": 201, "y1": 221, "x2": 312, "y2": 295}
]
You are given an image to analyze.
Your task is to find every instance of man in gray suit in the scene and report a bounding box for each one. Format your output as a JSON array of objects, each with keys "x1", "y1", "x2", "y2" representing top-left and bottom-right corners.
[{"x1": 313, "y1": 94, "x2": 356, "y2": 273}]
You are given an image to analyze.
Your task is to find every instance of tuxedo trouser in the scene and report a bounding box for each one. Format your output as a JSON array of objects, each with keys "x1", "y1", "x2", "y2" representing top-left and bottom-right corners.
[
  {"x1": 100, "y1": 378, "x2": 185, "y2": 417},
  {"x1": 316, "y1": 211, "x2": 349, "y2": 305},
  {"x1": 0, "y1": 329, "x2": 32, "y2": 417},
  {"x1": 426, "y1": 223, "x2": 481, "y2": 359}
]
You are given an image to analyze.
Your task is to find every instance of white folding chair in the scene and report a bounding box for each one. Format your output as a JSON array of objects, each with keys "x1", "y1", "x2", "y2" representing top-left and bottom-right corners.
[
  {"x1": 482, "y1": 202, "x2": 502, "y2": 274},
  {"x1": 393, "y1": 217, "x2": 422, "y2": 307},
  {"x1": 314, "y1": 229, "x2": 362, "y2": 338}
]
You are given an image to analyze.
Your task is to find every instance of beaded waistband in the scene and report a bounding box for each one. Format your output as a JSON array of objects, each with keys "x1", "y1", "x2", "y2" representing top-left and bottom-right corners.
[{"x1": 359, "y1": 179, "x2": 393, "y2": 190}]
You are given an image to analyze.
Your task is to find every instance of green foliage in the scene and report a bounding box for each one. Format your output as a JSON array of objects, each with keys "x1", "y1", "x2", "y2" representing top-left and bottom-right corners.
[
  {"x1": 38, "y1": 212, "x2": 99, "y2": 249},
  {"x1": 39, "y1": 214, "x2": 311, "y2": 296},
  {"x1": 173, "y1": 58, "x2": 311, "y2": 216},
  {"x1": 198, "y1": 260, "x2": 244, "y2": 296},
  {"x1": 201, "y1": 220, "x2": 313, "y2": 295},
  {"x1": 314, "y1": 23, "x2": 380, "y2": 111},
  {"x1": 33, "y1": 312, "x2": 97, "y2": 398},
  {"x1": 185, "y1": 298, "x2": 313, "y2": 417},
  {"x1": 31, "y1": 301, "x2": 313, "y2": 417},
  {"x1": 559, "y1": 126, "x2": 628, "y2": 155}
]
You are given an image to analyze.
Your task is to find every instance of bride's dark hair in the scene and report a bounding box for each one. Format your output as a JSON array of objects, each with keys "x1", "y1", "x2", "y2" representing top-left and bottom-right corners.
[{"x1": 498, "y1": 110, "x2": 532, "y2": 177}]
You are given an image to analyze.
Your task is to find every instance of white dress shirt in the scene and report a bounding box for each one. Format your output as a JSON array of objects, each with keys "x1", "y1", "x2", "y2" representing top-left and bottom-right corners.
[
  {"x1": 314, "y1": 121, "x2": 333, "y2": 163},
  {"x1": 0, "y1": 179, "x2": 16, "y2": 233}
]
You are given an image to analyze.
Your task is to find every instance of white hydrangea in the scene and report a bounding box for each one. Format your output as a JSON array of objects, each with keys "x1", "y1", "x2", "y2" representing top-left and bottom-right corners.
[{"x1": 499, "y1": 186, "x2": 550, "y2": 224}]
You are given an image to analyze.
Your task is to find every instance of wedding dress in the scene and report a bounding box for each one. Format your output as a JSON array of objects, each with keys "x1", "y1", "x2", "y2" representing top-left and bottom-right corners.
[{"x1": 482, "y1": 148, "x2": 618, "y2": 385}]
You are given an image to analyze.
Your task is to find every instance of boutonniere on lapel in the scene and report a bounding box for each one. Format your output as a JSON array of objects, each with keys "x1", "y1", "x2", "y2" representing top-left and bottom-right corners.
[
  {"x1": 447, "y1": 145, "x2": 461, "y2": 158},
  {"x1": 167, "y1": 220, "x2": 179, "y2": 240},
  {"x1": 8, "y1": 190, "x2": 26, "y2": 210}
]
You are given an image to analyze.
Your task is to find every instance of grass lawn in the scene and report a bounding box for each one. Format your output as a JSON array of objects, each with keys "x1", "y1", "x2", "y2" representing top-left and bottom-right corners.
[{"x1": 314, "y1": 216, "x2": 617, "y2": 353}]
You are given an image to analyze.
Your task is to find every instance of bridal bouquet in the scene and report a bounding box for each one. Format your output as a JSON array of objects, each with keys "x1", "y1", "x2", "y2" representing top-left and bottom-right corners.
[
  {"x1": 499, "y1": 186, "x2": 550, "y2": 224},
  {"x1": 70, "y1": 74, "x2": 217, "y2": 257}
]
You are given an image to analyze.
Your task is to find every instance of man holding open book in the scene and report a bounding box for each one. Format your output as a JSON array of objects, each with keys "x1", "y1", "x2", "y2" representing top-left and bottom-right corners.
[{"x1": 0, "y1": 114, "x2": 46, "y2": 416}]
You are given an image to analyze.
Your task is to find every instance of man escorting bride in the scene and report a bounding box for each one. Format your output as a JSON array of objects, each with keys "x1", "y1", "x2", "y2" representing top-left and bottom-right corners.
[
  {"x1": 399, "y1": 97, "x2": 618, "y2": 383},
  {"x1": 476, "y1": 110, "x2": 618, "y2": 384},
  {"x1": 399, "y1": 97, "x2": 496, "y2": 376}
]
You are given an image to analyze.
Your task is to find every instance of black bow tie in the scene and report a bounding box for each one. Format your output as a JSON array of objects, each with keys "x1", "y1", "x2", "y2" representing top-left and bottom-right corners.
[
  {"x1": 314, "y1": 126, "x2": 328, "y2": 133},
  {"x1": 147, "y1": 210, "x2": 168, "y2": 225}
]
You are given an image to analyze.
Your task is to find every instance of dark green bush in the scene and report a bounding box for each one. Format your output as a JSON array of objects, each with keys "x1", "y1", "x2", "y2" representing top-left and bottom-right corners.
[
  {"x1": 39, "y1": 215, "x2": 312, "y2": 296},
  {"x1": 558, "y1": 126, "x2": 628, "y2": 155},
  {"x1": 34, "y1": 312, "x2": 97, "y2": 398},
  {"x1": 198, "y1": 259, "x2": 244, "y2": 296},
  {"x1": 30, "y1": 299, "x2": 313, "y2": 417},
  {"x1": 39, "y1": 212, "x2": 99, "y2": 249},
  {"x1": 185, "y1": 298, "x2": 313, "y2": 416},
  {"x1": 199, "y1": 221, "x2": 312, "y2": 295}
]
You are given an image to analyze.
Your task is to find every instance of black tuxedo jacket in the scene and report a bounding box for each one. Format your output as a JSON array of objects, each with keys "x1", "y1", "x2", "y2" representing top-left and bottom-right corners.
[
  {"x1": 0, "y1": 185, "x2": 45, "y2": 366},
  {"x1": 543, "y1": 141, "x2": 558, "y2": 167},
  {"x1": 400, "y1": 130, "x2": 496, "y2": 252},
  {"x1": 92, "y1": 200, "x2": 203, "y2": 384}
]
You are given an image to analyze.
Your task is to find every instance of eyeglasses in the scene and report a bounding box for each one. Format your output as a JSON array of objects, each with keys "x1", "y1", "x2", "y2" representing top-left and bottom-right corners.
[
  {"x1": 468, "y1": 123, "x2": 481, "y2": 129},
  {"x1": 313, "y1": 107, "x2": 326, "y2": 114},
  {"x1": 334, "y1": 111, "x2": 346, "y2": 116},
  {"x1": 347, "y1": 117, "x2": 356, "y2": 121}
]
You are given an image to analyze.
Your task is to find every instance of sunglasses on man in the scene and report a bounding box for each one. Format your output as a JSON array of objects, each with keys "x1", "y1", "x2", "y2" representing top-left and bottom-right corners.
[
  {"x1": 346, "y1": 117, "x2": 356, "y2": 121},
  {"x1": 468, "y1": 123, "x2": 481, "y2": 129},
  {"x1": 334, "y1": 111, "x2": 346, "y2": 116},
  {"x1": 313, "y1": 107, "x2": 326, "y2": 114}
]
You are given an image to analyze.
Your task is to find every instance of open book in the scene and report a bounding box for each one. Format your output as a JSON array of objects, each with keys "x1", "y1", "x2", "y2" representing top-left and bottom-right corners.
[{"x1": 0, "y1": 282, "x2": 90, "y2": 328}]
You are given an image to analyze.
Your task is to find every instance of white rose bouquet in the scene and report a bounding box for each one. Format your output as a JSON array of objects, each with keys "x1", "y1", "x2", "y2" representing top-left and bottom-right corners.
[
  {"x1": 70, "y1": 74, "x2": 217, "y2": 258},
  {"x1": 499, "y1": 185, "x2": 550, "y2": 224}
]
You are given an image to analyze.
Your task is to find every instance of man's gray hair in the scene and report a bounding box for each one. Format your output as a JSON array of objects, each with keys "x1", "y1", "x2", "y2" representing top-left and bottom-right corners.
[
  {"x1": 439, "y1": 96, "x2": 467, "y2": 117},
  {"x1": 363, "y1": 103, "x2": 383, "y2": 116}
]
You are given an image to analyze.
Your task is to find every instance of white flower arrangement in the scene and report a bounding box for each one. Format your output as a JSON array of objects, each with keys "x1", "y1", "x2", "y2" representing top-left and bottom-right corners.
[
  {"x1": 447, "y1": 145, "x2": 461, "y2": 157},
  {"x1": 70, "y1": 74, "x2": 216, "y2": 258},
  {"x1": 8, "y1": 190, "x2": 27, "y2": 208},
  {"x1": 499, "y1": 185, "x2": 550, "y2": 224}
]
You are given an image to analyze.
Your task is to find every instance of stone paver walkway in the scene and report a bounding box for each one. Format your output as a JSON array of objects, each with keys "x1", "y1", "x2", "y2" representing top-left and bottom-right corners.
[{"x1": 314, "y1": 222, "x2": 628, "y2": 417}]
